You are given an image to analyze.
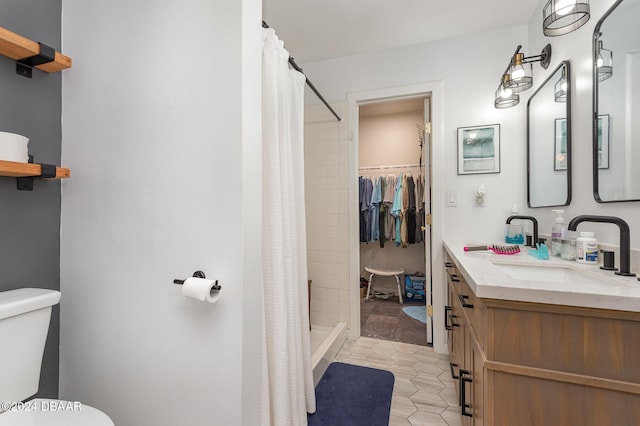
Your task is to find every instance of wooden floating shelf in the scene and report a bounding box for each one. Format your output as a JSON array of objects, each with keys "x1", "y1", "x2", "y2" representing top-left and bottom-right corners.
[
  {"x1": 0, "y1": 26, "x2": 71, "y2": 73},
  {"x1": 0, "y1": 160, "x2": 70, "y2": 179}
]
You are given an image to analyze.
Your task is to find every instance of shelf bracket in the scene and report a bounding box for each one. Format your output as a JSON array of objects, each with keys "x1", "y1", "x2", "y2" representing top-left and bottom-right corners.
[
  {"x1": 16, "y1": 156, "x2": 57, "y2": 191},
  {"x1": 16, "y1": 42, "x2": 55, "y2": 79}
]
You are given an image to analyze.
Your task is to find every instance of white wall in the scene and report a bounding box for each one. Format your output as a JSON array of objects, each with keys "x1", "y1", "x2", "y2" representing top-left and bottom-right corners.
[
  {"x1": 60, "y1": 1, "x2": 262, "y2": 425},
  {"x1": 359, "y1": 109, "x2": 424, "y2": 167}
]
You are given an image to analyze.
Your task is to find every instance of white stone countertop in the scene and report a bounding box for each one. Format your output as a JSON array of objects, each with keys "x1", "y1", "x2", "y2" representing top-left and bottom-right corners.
[{"x1": 444, "y1": 240, "x2": 640, "y2": 313}]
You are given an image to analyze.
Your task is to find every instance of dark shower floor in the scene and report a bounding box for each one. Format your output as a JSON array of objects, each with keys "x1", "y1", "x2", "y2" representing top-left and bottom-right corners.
[{"x1": 360, "y1": 297, "x2": 428, "y2": 346}]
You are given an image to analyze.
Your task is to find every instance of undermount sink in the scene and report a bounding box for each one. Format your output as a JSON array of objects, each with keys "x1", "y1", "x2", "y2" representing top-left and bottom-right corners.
[{"x1": 491, "y1": 262, "x2": 620, "y2": 287}]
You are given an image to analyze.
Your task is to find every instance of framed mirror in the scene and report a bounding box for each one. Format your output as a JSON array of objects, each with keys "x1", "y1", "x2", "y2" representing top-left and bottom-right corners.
[
  {"x1": 593, "y1": 0, "x2": 640, "y2": 202},
  {"x1": 527, "y1": 61, "x2": 572, "y2": 208}
]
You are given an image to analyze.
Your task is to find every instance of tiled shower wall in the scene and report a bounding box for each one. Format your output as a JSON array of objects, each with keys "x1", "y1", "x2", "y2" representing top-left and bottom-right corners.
[{"x1": 304, "y1": 102, "x2": 351, "y2": 328}]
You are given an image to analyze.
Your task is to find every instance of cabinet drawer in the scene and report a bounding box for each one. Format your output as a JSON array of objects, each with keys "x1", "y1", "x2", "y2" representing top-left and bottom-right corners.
[
  {"x1": 492, "y1": 371, "x2": 640, "y2": 426},
  {"x1": 488, "y1": 301, "x2": 640, "y2": 384},
  {"x1": 445, "y1": 261, "x2": 462, "y2": 293}
]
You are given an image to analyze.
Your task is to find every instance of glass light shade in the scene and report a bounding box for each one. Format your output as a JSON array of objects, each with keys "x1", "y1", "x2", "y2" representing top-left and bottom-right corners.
[
  {"x1": 554, "y1": 72, "x2": 567, "y2": 103},
  {"x1": 597, "y1": 40, "x2": 613, "y2": 82},
  {"x1": 495, "y1": 75, "x2": 519, "y2": 108},
  {"x1": 506, "y1": 54, "x2": 533, "y2": 93},
  {"x1": 543, "y1": 0, "x2": 590, "y2": 36}
]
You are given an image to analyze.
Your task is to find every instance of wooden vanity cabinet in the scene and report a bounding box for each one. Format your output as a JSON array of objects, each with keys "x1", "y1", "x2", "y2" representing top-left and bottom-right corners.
[
  {"x1": 444, "y1": 253, "x2": 640, "y2": 425},
  {"x1": 446, "y1": 260, "x2": 485, "y2": 425}
]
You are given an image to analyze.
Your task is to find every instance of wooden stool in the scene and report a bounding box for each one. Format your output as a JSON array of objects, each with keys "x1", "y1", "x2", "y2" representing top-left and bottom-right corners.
[{"x1": 364, "y1": 266, "x2": 404, "y2": 304}]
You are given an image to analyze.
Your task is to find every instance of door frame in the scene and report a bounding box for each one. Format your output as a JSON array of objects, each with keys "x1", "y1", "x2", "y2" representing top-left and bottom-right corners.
[{"x1": 347, "y1": 81, "x2": 448, "y2": 354}]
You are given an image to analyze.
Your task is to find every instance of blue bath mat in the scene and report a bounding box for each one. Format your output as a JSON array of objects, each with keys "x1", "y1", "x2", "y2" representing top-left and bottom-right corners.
[
  {"x1": 402, "y1": 305, "x2": 427, "y2": 324},
  {"x1": 308, "y1": 362, "x2": 394, "y2": 426}
]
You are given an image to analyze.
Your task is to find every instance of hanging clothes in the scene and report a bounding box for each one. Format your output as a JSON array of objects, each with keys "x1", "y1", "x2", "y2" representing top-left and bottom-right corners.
[
  {"x1": 358, "y1": 169, "x2": 426, "y2": 248},
  {"x1": 359, "y1": 177, "x2": 366, "y2": 242},
  {"x1": 406, "y1": 175, "x2": 416, "y2": 245},
  {"x1": 383, "y1": 175, "x2": 396, "y2": 242},
  {"x1": 391, "y1": 173, "x2": 403, "y2": 246},
  {"x1": 370, "y1": 176, "x2": 382, "y2": 242},
  {"x1": 415, "y1": 173, "x2": 425, "y2": 243},
  {"x1": 359, "y1": 176, "x2": 373, "y2": 243},
  {"x1": 400, "y1": 174, "x2": 409, "y2": 247},
  {"x1": 378, "y1": 177, "x2": 387, "y2": 248}
]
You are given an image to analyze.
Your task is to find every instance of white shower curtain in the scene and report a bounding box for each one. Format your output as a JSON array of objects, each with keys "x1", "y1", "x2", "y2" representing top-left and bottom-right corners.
[{"x1": 261, "y1": 28, "x2": 316, "y2": 426}]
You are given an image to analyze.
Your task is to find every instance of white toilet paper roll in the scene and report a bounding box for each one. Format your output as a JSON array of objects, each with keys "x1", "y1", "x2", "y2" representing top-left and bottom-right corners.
[
  {"x1": 0, "y1": 131, "x2": 29, "y2": 163},
  {"x1": 182, "y1": 277, "x2": 221, "y2": 303}
]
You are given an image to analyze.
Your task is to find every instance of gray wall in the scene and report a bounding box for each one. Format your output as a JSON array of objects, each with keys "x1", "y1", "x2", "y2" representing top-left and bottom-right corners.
[{"x1": 0, "y1": 0, "x2": 62, "y2": 398}]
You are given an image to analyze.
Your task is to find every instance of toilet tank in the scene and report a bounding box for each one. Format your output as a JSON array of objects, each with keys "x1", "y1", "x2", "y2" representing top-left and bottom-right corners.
[{"x1": 0, "y1": 288, "x2": 61, "y2": 407}]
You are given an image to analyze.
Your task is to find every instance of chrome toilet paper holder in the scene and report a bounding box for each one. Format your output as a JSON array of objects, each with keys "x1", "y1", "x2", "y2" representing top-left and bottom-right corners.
[{"x1": 173, "y1": 271, "x2": 221, "y2": 291}]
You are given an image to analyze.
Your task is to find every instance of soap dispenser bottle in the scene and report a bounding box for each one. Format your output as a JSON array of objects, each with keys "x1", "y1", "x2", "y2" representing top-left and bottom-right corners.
[
  {"x1": 505, "y1": 205, "x2": 525, "y2": 245},
  {"x1": 551, "y1": 209, "x2": 567, "y2": 257}
]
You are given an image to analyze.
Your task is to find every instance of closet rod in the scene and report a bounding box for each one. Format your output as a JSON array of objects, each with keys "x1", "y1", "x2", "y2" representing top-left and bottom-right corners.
[
  {"x1": 359, "y1": 164, "x2": 422, "y2": 171},
  {"x1": 262, "y1": 20, "x2": 342, "y2": 122}
]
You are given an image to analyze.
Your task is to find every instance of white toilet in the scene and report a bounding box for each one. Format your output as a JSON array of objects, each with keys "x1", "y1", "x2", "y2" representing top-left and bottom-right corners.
[{"x1": 0, "y1": 288, "x2": 114, "y2": 425}]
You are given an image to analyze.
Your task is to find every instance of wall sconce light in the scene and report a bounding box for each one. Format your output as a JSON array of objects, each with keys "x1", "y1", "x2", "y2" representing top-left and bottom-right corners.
[
  {"x1": 507, "y1": 53, "x2": 533, "y2": 92},
  {"x1": 495, "y1": 74, "x2": 520, "y2": 108},
  {"x1": 505, "y1": 45, "x2": 552, "y2": 93},
  {"x1": 596, "y1": 39, "x2": 613, "y2": 82},
  {"x1": 554, "y1": 67, "x2": 567, "y2": 102},
  {"x1": 494, "y1": 44, "x2": 551, "y2": 108},
  {"x1": 543, "y1": 0, "x2": 590, "y2": 37}
]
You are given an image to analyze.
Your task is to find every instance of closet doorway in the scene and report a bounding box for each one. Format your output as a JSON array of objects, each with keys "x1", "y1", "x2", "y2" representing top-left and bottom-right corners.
[{"x1": 356, "y1": 96, "x2": 433, "y2": 347}]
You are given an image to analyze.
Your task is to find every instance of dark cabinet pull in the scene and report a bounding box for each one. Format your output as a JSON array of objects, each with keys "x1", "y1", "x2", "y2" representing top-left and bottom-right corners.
[
  {"x1": 451, "y1": 274, "x2": 460, "y2": 282},
  {"x1": 444, "y1": 305, "x2": 452, "y2": 330},
  {"x1": 445, "y1": 306, "x2": 460, "y2": 329},
  {"x1": 460, "y1": 369, "x2": 473, "y2": 417},
  {"x1": 445, "y1": 262, "x2": 454, "y2": 267},
  {"x1": 459, "y1": 294, "x2": 474, "y2": 308},
  {"x1": 450, "y1": 314, "x2": 460, "y2": 327},
  {"x1": 450, "y1": 362, "x2": 460, "y2": 380}
]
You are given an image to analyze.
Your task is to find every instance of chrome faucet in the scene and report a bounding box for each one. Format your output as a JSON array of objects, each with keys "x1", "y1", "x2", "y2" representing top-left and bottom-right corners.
[
  {"x1": 567, "y1": 215, "x2": 635, "y2": 277},
  {"x1": 506, "y1": 215, "x2": 538, "y2": 248}
]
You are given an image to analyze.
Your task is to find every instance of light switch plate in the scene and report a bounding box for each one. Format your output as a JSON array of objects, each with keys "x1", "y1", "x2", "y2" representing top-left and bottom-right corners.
[{"x1": 446, "y1": 191, "x2": 457, "y2": 207}]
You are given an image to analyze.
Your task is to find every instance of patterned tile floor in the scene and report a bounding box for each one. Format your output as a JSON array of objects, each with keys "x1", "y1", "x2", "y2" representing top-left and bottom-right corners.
[{"x1": 334, "y1": 337, "x2": 461, "y2": 426}]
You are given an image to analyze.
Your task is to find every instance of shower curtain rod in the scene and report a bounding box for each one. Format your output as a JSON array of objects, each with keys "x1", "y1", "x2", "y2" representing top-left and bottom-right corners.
[{"x1": 262, "y1": 20, "x2": 342, "y2": 122}]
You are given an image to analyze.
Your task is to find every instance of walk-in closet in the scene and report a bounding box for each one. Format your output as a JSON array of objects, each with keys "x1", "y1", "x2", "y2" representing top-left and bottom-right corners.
[{"x1": 357, "y1": 97, "x2": 432, "y2": 346}]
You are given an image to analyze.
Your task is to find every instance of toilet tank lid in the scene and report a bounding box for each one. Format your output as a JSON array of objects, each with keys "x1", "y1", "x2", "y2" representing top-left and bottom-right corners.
[{"x1": 0, "y1": 288, "x2": 61, "y2": 321}]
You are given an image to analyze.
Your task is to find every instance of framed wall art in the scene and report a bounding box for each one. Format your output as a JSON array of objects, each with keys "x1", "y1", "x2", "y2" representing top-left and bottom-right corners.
[{"x1": 457, "y1": 124, "x2": 500, "y2": 175}]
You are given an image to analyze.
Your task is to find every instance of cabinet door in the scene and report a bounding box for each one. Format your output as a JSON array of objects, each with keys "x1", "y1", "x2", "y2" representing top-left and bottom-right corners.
[
  {"x1": 461, "y1": 318, "x2": 484, "y2": 426},
  {"x1": 448, "y1": 283, "x2": 463, "y2": 402},
  {"x1": 493, "y1": 371, "x2": 640, "y2": 426},
  {"x1": 448, "y1": 285, "x2": 463, "y2": 357},
  {"x1": 460, "y1": 321, "x2": 473, "y2": 425},
  {"x1": 470, "y1": 338, "x2": 484, "y2": 425},
  {"x1": 447, "y1": 284, "x2": 454, "y2": 355}
]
